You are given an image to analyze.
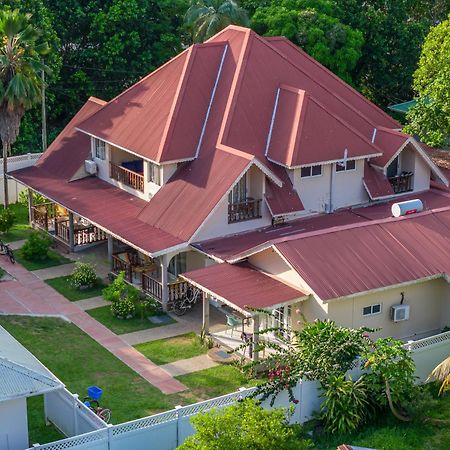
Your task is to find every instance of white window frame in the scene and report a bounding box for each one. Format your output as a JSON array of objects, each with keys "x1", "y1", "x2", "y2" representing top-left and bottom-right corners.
[
  {"x1": 94, "y1": 138, "x2": 106, "y2": 160},
  {"x1": 336, "y1": 159, "x2": 356, "y2": 173},
  {"x1": 300, "y1": 164, "x2": 322, "y2": 178},
  {"x1": 228, "y1": 173, "x2": 248, "y2": 204},
  {"x1": 148, "y1": 162, "x2": 160, "y2": 185},
  {"x1": 362, "y1": 303, "x2": 382, "y2": 317}
]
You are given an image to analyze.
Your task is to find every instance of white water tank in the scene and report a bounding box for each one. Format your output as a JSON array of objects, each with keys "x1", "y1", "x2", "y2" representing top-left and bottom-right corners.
[{"x1": 391, "y1": 199, "x2": 423, "y2": 218}]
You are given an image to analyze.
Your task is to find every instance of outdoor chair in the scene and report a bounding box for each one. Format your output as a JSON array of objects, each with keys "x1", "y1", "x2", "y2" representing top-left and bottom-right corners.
[{"x1": 226, "y1": 314, "x2": 241, "y2": 336}]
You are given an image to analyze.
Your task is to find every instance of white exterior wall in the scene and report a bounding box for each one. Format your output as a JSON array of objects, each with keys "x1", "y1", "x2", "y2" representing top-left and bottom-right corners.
[
  {"x1": 293, "y1": 160, "x2": 368, "y2": 213},
  {"x1": 0, "y1": 397, "x2": 28, "y2": 450}
]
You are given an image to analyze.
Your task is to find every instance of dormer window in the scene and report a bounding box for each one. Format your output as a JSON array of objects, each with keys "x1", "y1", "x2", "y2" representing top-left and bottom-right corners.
[
  {"x1": 300, "y1": 165, "x2": 322, "y2": 178},
  {"x1": 336, "y1": 160, "x2": 356, "y2": 172},
  {"x1": 229, "y1": 173, "x2": 247, "y2": 203},
  {"x1": 94, "y1": 139, "x2": 106, "y2": 160}
]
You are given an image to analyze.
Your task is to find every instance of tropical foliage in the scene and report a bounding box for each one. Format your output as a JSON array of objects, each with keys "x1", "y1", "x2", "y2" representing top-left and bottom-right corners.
[
  {"x1": 427, "y1": 356, "x2": 450, "y2": 396},
  {"x1": 178, "y1": 398, "x2": 312, "y2": 449},
  {"x1": 21, "y1": 230, "x2": 52, "y2": 260},
  {"x1": 405, "y1": 15, "x2": 450, "y2": 147},
  {"x1": 70, "y1": 262, "x2": 97, "y2": 289}
]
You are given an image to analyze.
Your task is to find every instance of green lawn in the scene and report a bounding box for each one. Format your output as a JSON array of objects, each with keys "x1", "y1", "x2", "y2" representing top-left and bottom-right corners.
[
  {"x1": 87, "y1": 304, "x2": 175, "y2": 335},
  {"x1": 28, "y1": 396, "x2": 64, "y2": 445},
  {"x1": 0, "y1": 266, "x2": 5, "y2": 279},
  {"x1": 0, "y1": 202, "x2": 32, "y2": 242},
  {"x1": 0, "y1": 316, "x2": 254, "y2": 441},
  {"x1": 134, "y1": 332, "x2": 207, "y2": 365},
  {"x1": 14, "y1": 248, "x2": 72, "y2": 271},
  {"x1": 45, "y1": 276, "x2": 107, "y2": 301}
]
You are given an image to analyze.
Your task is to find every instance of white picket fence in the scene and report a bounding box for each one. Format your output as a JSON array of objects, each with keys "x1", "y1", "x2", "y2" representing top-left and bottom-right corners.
[
  {"x1": 30, "y1": 330, "x2": 450, "y2": 450},
  {"x1": 0, "y1": 152, "x2": 42, "y2": 205}
]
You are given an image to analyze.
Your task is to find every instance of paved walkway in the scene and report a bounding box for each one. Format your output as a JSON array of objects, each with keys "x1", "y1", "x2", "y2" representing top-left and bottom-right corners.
[
  {"x1": 0, "y1": 259, "x2": 186, "y2": 394},
  {"x1": 161, "y1": 354, "x2": 218, "y2": 377},
  {"x1": 33, "y1": 262, "x2": 76, "y2": 280},
  {"x1": 74, "y1": 296, "x2": 109, "y2": 311}
]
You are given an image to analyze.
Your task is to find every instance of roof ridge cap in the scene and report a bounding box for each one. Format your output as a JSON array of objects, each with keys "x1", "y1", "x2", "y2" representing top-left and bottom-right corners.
[
  {"x1": 217, "y1": 143, "x2": 254, "y2": 160},
  {"x1": 87, "y1": 96, "x2": 106, "y2": 106}
]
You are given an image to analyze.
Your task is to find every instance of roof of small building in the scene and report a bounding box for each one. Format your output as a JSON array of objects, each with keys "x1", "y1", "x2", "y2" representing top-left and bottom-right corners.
[
  {"x1": 180, "y1": 263, "x2": 306, "y2": 315},
  {"x1": 363, "y1": 162, "x2": 394, "y2": 200}
]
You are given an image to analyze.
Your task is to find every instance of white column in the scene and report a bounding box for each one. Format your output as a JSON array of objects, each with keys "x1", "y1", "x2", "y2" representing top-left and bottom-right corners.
[
  {"x1": 68, "y1": 212, "x2": 75, "y2": 252},
  {"x1": 160, "y1": 253, "x2": 169, "y2": 311},
  {"x1": 28, "y1": 188, "x2": 34, "y2": 226},
  {"x1": 107, "y1": 234, "x2": 114, "y2": 269},
  {"x1": 252, "y1": 314, "x2": 260, "y2": 362},
  {"x1": 202, "y1": 292, "x2": 210, "y2": 334}
]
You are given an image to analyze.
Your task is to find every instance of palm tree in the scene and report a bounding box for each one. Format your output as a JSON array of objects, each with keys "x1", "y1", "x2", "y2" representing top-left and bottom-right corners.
[
  {"x1": 185, "y1": 0, "x2": 249, "y2": 43},
  {"x1": 427, "y1": 356, "x2": 450, "y2": 396},
  {"x1": 0, "y1": 9, "x2": 50, "y2": 207}
]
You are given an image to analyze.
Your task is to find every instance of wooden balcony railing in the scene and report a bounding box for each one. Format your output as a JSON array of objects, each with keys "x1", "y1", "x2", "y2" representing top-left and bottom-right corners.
[
  {"x1": 142, "y1": 273, "x2": 163, "y2": 301},
  {"x1": 110, "y1": 162, "x2": 144, "y2": 192},
  {"x1": 228, "y1": 198, "x2": 262, "y2": 223},
  {"x1": 168, "y1": 280, "x2": 190, "y2": 302},
  {"x1": 32, "y1": 202, "x2": 56, "y2": 231},
  {"x1": 389, "y1": 172, "x2": 413, "y2": 194},
  {"x1": 55, "y1": 220, "x2": 108, "y2": 247},
  {"x1": 112, "y1": 254, "x2": 133, "y2": 282}
]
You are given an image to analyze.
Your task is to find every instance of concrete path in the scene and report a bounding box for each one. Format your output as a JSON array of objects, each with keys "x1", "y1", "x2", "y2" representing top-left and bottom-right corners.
[
  {"x1": 74, "y1": 296, "x2": 109, "y2": 311},
  {"x1": 8, "y1": 239, "x2": 26, "y2": 251},
  {"x1": 33, "y1": 262, "x2": 76, "y2": 280},
  {"x1": 0, "y1": 259, "x2": 186, "y2": 394},
  {"x1": 160, "y1": 354, "x2": 218, "y2": 377}
]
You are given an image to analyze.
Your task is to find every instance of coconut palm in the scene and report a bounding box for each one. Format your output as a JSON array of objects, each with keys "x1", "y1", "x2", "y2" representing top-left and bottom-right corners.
[
  {"x1": 427, "y1": 355, "x2": 450, "y2": 396},
  {"x1": 185, "y1": 0, "x2": 249, "y2": 43},
  {"x1": 0, "y1": 9, "x2": 50, "y2": 207}
]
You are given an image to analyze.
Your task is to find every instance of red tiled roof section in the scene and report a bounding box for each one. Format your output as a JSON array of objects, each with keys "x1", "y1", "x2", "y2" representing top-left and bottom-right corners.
[
  {"x1": 423, "y1": 144, "x2": 450, "y2": 170},
  {"x1": 275, "y1": 209, "x2": 450, "y2": 300},
  {"x1": 35, "y1": 97, "x2": 105, "y2": 180},
  {"x1": 363, "y1": 161, "x2": 394, "y2": 200},
  {"x1": 181, "y1": 262, "x2": 306, "y2": 312},
  {"x1": 267, "y1": 87, "x2": 381, "y2": 166},
  {"x1": 371, "y1": 127, "x2": 409, "y2": 167}
]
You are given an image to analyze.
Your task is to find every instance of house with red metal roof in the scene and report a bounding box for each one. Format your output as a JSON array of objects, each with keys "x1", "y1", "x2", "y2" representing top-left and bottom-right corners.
[{"x1": 11, "y1": 26, "x2": 450, "y2": 359}]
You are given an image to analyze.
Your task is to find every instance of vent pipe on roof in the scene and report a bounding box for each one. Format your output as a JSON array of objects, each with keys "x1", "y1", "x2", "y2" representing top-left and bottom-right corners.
[
  {"x1": 391, "y1": 199, "x2": 423, "y2": 217},
  {"x1": 265, "y1": 87, "x2": 281, "y2": 157},
  {"x1": 371, "y1": 127, "x2": 377, "y2": 143}
]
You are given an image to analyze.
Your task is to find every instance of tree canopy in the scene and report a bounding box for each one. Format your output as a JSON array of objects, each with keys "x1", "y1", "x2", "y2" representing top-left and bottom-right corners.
[{"x1": 405, "y1": 14, "x2": 450, "y2": 147}]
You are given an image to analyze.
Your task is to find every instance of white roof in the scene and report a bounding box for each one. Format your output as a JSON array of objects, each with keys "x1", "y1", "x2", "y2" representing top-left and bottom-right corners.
[{"x1": 0, "y1": 357, "x2": 62, "y2": 402}]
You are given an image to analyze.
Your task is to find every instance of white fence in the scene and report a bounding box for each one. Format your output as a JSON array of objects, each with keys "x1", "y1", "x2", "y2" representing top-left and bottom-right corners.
[
  {"x1": 0, "y1": 153, "x2": 42, "y2": 205},
  {"x1": 44, "y1": 388, "x2": 107, "y2": 439},
  {"x1": 29, "y1": 331, "x2": 450, "y2": 450}
]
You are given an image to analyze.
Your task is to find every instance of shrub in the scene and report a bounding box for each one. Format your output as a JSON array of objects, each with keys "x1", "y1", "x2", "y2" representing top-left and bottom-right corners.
[
  {"x1": 71, "y1": 262, "x2": 97, "y2": 289},
  {"x1": 320, "y1": 375, "x2": 371, "y2": 434},
  {"x1": 0, "y1": 208, "x2": 15, "y2": 234},
  {"x1": 103, "y1": 272, "x2": 128, "y2": 303},
  {"x1": 18, "y1": 190, "x2": 47, "y2": 206},
  {"x1": 111, "y1": 298, "x2": 135, "y2": 318},
  {"x1": 21, "y1": 231, "x2": 52, "y2": 261}
]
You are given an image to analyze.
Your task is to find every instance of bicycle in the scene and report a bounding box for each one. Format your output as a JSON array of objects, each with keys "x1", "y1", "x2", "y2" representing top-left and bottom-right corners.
[
  {"x1": 0, "y1": 240, "x2": 15, "y2": 264},
  {"x1": 83, "y1": 397, "x2": 111, "y2": 423},
  {"x1": 172, "y1": 285, "x2": 201, "y2": 316}
]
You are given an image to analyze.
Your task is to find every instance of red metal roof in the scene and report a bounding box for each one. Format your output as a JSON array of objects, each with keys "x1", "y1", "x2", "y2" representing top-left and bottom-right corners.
[
  {"x1": 181, "y1": 263, "x2": 306, "y2": 313},
  {"x1": 371, "y1": 127, "x2": 410, "y2": 167},
  {"x1": 275, "y1": 209, "x2": 450, "y2": 300},
  {"x1": 363, "y1": 161, "x2": 394, "y2": 200}
]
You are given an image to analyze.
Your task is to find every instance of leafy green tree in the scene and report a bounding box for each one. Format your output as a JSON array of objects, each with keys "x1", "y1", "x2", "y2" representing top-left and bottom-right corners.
[
  {"x1": 185, "y1": 0, "x2": 249, "y2": 43},
  {"x1": 405, "y1": 15, "x2": 450, "y2": 147},
  {"x1": 335, "y1": 0, "x2": 430, "y2": 108},
  {"x1": 251, "y1": 0, "x2": 363, "y2": 83},
  {"x1": 178, "y1": 398, "x2": 312, "y2": 449},
  {"x1": 0, "y1": 8, "x2": 50, "y2": 206}
]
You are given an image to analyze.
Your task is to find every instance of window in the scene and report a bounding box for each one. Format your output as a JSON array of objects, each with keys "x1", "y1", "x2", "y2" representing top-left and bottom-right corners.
[
  {"x1": 336, "y1": 159, "x2": 356, "y2": 172},
  {"x1": 300, "y1": 165, "x2": 322, "y2": 178},
  {"x1": 228, "y1": 173, "x2": 247, "y2": 204},
  {"x1": 362, "y1": 303, "x2": 382, "y2": 316},
  {"x1": 272, "y1": 305, "x2": 292, "y2": 340},
  {"x1": 94, "y1": 139, "x2": 106, "y2": 160},
  {"x1": 148, "y1": 162, "x2": 160, "y2": 185}
]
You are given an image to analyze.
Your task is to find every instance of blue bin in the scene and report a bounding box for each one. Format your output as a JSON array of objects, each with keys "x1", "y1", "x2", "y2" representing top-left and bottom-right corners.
[{"x1": 87, "y1": 386, "x2": 103, "y2": 400}]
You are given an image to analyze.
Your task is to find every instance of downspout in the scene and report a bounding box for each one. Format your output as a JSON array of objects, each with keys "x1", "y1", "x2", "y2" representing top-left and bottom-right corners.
[{"x1": 328, "y1": 163, "x2": 334, "y2": 213}]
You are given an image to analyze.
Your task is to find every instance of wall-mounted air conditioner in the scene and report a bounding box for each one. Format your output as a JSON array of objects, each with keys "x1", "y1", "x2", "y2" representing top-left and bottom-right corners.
[
  {"x1": 390, "y1": 304, "x2": 410, "y2": 322},
  {"x1": 84, "y1": 159, "x2": 97, "y2": 175}
]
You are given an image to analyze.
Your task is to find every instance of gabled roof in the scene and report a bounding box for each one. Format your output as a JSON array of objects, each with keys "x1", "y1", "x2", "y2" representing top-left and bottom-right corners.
[
  {"x1": 0, "y1": 357, "x2": 62, "y2": 402},
  {"x1": 371, "y1": 127, "x2": 410, "y2": 167},
  {"x1": 266, "y1": 86, "x2": 381, "y2": 167},
  {"x1": 363, "y1": 162, "x2": 394, "y2": 200}
]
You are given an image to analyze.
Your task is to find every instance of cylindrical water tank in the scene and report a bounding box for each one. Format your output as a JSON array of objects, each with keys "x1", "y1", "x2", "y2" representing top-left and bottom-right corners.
[{"x1": 391, "y1": 199, "x2": 424, "y2": 217}]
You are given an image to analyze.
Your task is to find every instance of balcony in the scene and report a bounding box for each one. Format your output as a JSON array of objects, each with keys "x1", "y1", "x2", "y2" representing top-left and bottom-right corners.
[
  {"x1": 389, "y1": 172, "x2": 413, "y2": 194},
  {"x1": 55, "y1": 220, "x2": 107, "y2": 247},
  {"x1": 110, "y1": 161, "x2": 144, "y2": 192},
  {"x1": 228, "y1": 198, "x2": 262, "y2": 223}
]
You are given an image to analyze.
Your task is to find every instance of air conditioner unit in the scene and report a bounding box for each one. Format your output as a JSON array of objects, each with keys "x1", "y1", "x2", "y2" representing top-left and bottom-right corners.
[
  {"x1": 84, "y1": 159, "x2": 97, "y2": 175},
  {"x1": 390, "y1": 304, "x2": 410, "y2": 322}
]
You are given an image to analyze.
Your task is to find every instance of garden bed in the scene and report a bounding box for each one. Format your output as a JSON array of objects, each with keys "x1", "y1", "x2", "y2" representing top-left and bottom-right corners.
[
  {"x1": 86, "y1": 305, "x2": 175, "y2": 335},
  {"x1": 14, "y1": 248, "x2": 72, "y2": 271},
  {"x1": 134, "y1": 332, "x2": 207, "y2": 365},
  {"x1": 45, "y1": 275, "x2": 107, "y2": 301}
]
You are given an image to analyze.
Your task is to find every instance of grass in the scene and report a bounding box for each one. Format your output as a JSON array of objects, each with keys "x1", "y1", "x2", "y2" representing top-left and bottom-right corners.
[
  {"x1": 14, "y1": 248, "x2": 72, "y2": 271},
  {"x1": 45, "y1": 276, "x2": 107, "y2": 301},
  {"x1": 28, "y1": 396, "x2": 64, "y2": 445},
  {"x1": 0, "y1": 266, "x2": 5, "y2": 279},
  {"x1": 309, "y1": 386, "x2": 450, "y2": 450},
  {"x1": 0, "y1": 315, "x2": 254, "y2": 442},
  {"x1": 87, "y1": 304, "x2": 175, "y2": 335},
  {"x1": 0, "y1": 202, "x2": 32, "y2": 242},
  {"x1": 134, "y1": 332, "x2": 207, "y2": 365}
]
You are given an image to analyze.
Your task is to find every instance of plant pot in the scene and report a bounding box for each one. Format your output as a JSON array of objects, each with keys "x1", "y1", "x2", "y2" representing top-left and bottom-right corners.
[{"x1": 79, "y1": 283, "x2": 94, "y2": 291}]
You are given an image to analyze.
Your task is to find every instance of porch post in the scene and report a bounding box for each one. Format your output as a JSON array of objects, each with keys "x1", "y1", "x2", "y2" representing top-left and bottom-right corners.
[
  {"x1": 252, "y1": 314, "x2": 260, "y2": 362},
  {"x1": 28, "y1": 188, "x2": 34, "y2": 226},
  {"x1": 107, "y1": 234, "x2": 114, "y2": 269},
  {"x1": 202, "y1": 292, "x2": 210, "y2": 334},
  {"x1": 68, "y1": 212, "x2": 75, "y2": 252},
  {"x1": 160, "y1": 254, "x2": 169, "y2": 311}
]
